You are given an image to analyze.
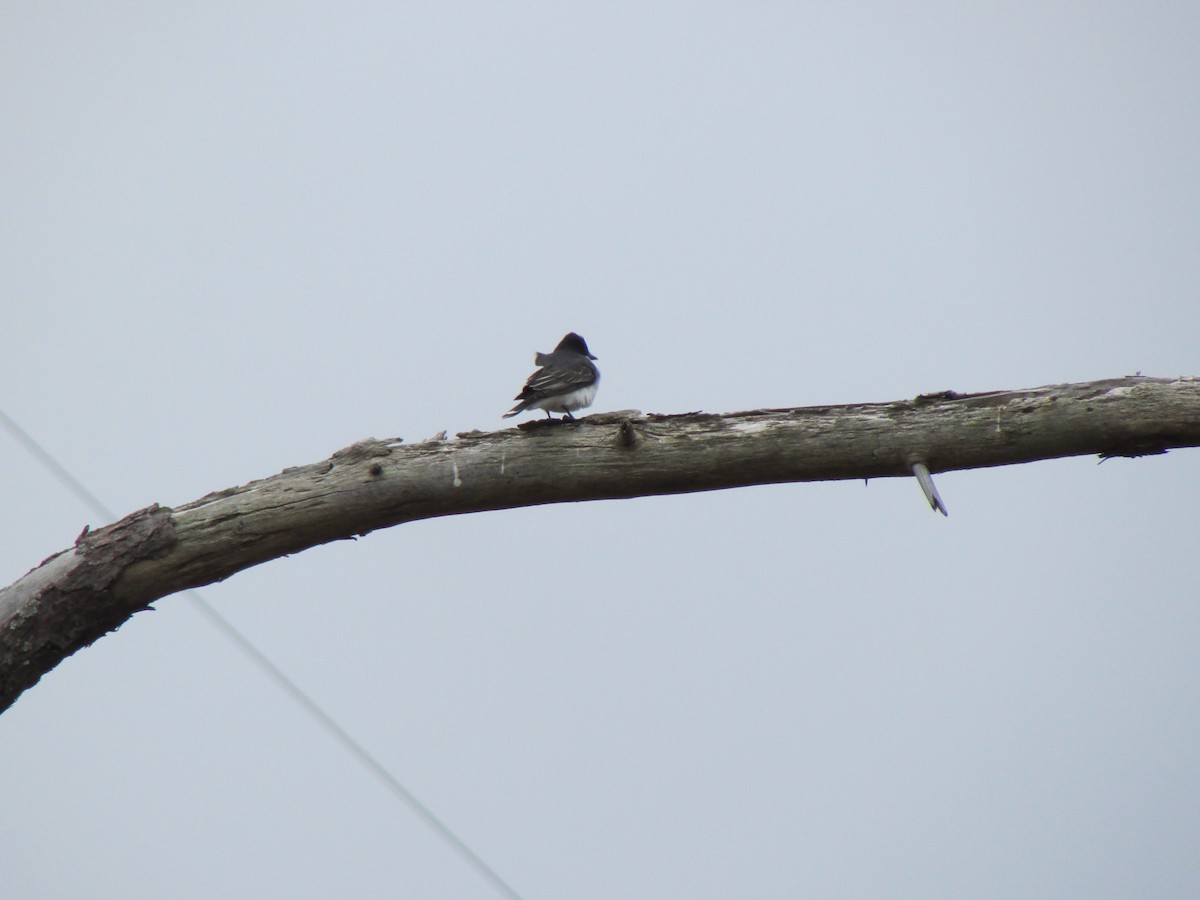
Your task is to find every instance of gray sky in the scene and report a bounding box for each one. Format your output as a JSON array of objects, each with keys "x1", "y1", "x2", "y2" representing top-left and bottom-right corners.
[{"x1": 2, "y1": 3, "x2": 1198, "y2": 898}]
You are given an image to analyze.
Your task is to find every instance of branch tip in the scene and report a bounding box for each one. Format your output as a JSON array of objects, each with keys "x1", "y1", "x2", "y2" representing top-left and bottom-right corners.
[{"x1": 911, "y1": 462, "x2": 949, "y2": 516}]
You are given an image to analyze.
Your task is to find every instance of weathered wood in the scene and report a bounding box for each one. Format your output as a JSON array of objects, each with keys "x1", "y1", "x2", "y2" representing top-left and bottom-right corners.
[{"x1": 3, "y1": 375, "x2": 1198, "y2": 713}]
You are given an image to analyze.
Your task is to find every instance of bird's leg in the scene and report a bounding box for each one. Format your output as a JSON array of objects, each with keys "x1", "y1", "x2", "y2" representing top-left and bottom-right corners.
[
  {"x1": 544, "y1": 410, "x2": 554, "y2": 420},
  {"x1": 562, "y1": 410, "x2": 576, "y2": 422}
]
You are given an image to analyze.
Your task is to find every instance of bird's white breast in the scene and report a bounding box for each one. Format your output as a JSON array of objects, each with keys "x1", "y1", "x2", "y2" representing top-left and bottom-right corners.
[{"x1": 531, "y1": 382, "x2": 598, "y2": 413}]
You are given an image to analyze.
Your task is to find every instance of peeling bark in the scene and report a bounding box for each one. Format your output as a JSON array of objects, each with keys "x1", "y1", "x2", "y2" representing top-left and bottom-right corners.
[
  {"x1": 1, "y1": 506, "x2": 176, "y2": 709},
  {"x1": 2, "y1": 375, "x2": 1198, "y2": 713}
]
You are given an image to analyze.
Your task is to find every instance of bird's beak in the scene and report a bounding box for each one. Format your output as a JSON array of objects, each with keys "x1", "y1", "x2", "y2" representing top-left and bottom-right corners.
[{"x1": 588, "y1": 353, "x2": 598, "y2": 360}]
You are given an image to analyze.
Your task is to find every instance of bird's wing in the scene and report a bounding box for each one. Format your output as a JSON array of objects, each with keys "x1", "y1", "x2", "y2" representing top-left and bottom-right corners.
[{"x1": 516, "y1": 360, "x2": 597, "y2": 400}]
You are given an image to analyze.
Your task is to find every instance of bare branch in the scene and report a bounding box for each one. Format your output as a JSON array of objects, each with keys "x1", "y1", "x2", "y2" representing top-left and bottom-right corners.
[{"x1": 3, "y1": 375, "x2": 1198, "y2": 712}]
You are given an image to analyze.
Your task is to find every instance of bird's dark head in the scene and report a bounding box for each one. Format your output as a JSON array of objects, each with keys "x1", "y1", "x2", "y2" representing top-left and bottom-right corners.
[{"x1": 556, "y1": 332, "x2": 597, "y2": 360}]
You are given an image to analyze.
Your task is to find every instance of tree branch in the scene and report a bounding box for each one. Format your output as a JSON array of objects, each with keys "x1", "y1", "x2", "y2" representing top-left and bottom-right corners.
[{"x1": 3, "y1": 375, "x2": 1198, "y2": 713}]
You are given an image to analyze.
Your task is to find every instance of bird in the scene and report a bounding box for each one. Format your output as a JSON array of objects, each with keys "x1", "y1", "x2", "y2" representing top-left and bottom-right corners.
[{"x1": 502, "y1": 332, "x2": 600, "y2": 421}]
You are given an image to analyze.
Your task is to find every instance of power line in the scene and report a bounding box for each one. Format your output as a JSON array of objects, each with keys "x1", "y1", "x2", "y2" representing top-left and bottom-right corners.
[{"x1": 0, "y1": 407, "x2": 525, "y2": 900}]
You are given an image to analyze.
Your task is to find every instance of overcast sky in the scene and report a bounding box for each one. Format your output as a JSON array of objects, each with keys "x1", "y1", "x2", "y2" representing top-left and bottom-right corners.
[{"x1": 2, "y1": 3, "x2": 1199, "y2": 898}]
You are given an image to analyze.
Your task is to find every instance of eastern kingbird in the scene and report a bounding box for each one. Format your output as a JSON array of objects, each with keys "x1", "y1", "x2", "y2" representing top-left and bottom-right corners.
[{"x1": 502, "y1": 332, "x2": 600, "y2": 421}]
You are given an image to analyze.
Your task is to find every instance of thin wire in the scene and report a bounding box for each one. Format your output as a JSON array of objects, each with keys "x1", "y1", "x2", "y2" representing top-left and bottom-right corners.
[
  {"x1": 0, "y1": 407, "x2": 525, "y2": 900},
  {"x1": 183, "y1": 594, "x2": 525, "y2": 900}
]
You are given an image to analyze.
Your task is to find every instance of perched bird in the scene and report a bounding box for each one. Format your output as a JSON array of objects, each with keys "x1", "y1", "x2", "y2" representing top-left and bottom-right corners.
[{"x1": 503, "y1": 332, "x2": 600, "y2": 421}]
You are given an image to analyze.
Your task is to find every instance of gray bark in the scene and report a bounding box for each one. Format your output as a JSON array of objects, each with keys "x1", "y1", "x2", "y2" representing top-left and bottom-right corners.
[{"x1": 3, "y1": 375, "x2": 1198, "y2": 713}]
